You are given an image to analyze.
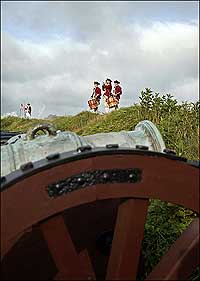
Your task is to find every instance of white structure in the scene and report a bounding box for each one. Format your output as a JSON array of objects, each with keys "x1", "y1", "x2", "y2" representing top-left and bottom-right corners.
[{"x1": 1, "y1": 120, "x2": 166, "y2": 176}]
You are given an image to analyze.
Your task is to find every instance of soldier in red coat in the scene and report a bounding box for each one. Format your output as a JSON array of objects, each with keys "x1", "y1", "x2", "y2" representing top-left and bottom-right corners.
[
  {"x1": 90, "y1": 81, "x2": 101, "y2": 112},
  {"x1": 102, "y1": 78, "x2": 112, "y2": 98},
  {"x1": 102, "y1": 78, "x2": 112, "y2": 113},
  {"x1": 113, "y1": 80, "x2": 122, "y2": 109},
  {"x1": 91, "y1": 81, "x2": 101, "y2": 102}
]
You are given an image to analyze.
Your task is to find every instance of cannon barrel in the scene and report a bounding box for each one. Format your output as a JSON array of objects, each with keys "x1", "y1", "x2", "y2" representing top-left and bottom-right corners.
[
  {"x1": 0, "y1": 131, "x2": 24, "y2": 145},
  {"x1": 1, "y1": 120, "x2": 166, "y2": 177}
]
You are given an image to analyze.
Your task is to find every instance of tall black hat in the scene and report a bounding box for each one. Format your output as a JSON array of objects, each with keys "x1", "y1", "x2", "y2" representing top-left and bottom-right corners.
[
  {"x1": 94, "y1": 81, "x2": 100, "y2": 85},
  {"x1": 114, "y1": 80, "x2": 120, "y2": 84}
]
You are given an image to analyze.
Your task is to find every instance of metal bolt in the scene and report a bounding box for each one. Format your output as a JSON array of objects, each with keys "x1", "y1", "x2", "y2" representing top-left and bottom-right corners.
[
  {"x1": 77, "y1": 145, "x2": 92, "y2": 152},
  {"x1": 163, "y1": 148, "x2": 176, "y2": 155},
  {"x1": 103, "y1": 173, "x2": 110, "y2": 180},
  {"x1": 20, "y1": 162, "x2": 34, "y2": 171},
  {"x1": 1, "y1": 176, "x2": 6, "y2": 183},
  {"x1": 46, "y1": 153, "x2": 60, "y2": 160},
  {"x1": 77, "y1": 177, "x2": 84, "y2": 183},
  {"x1": 106, "y1": 144, "x2": 119, "y2": 149},
  {"x1": 136, "y1": 145, "x2": 149, "y2": 150},
  {"x1": 187, "y1": 160, "x2": 200, "y2": 168}
]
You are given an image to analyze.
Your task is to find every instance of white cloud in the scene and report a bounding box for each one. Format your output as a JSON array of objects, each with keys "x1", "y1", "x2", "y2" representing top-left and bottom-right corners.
[
  {"x1": 139, "y1": 21, "x2": 198, "y2": 53},
  {"x1": 1, "y1": 5, "x2": 198, "y2": 117},
  {"x1": 169, "y1": 78, "x2": 198, "y2": 102}
]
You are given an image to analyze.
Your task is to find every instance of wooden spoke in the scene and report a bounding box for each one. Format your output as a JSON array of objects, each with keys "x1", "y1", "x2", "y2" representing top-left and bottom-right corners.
[
  {"x1": 40, "y1": 214, "x2": 88, "y2": 280},
  {"x1": 146, "y1": 218, "x2": 200, "y2": 280},
  {"x1": 54, "y1": 271, "x2": 69, "y2": 280},
  {"x1": 79, "y1": 249, "x2": 96, "y2": 280},
  {"x1": 106, "y1": 198, "x2": 149, "y2": 280}
]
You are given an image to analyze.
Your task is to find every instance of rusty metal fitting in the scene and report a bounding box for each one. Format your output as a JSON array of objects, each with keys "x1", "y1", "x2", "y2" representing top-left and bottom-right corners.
[{"x1": 26, "y1": 124, "x2": 57, "y2": 140}]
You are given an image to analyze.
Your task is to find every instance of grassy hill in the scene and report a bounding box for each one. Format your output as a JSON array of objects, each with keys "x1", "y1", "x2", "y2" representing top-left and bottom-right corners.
[
  {"x1": 2, "y1": 88, "x2": 199, "y2": 160},
  {"x1": 1, "y1": 89, "x2": 199, "y2": 279}
]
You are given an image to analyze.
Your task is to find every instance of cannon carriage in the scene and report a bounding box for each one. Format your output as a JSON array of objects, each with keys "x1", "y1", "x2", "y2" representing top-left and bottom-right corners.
[{"x1": 1, "y1": 121, "x2": 199, "y2": 280}]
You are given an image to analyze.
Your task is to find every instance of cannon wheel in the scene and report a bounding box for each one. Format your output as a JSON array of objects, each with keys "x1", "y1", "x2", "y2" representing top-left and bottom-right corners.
[{"x1": 1, "y1": 148, "x2": 199, "y2": 280}]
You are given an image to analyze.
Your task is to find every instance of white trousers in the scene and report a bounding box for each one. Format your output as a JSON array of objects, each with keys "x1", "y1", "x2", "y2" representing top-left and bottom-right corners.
[
  {"x1": 103, "y1": 96, "x2": 110, "y2": 113},
  {"x1": 25, "y1": 112, "x2": 31, "y2": 118}
]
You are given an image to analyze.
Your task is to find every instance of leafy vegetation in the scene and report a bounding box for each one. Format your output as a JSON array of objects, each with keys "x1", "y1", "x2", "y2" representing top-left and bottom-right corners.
[
  {"x1": 1, "y1": 89, "x2": 199, "y2": 279},
  {"x1": 141, "y1": 200, "x2": 198, "y2": 280}
]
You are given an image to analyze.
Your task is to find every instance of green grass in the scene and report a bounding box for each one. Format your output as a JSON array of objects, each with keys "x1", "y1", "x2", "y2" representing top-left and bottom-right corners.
[
  {"x1": 1, "y1": 89, "x2": 199, "y2": 279},
  {"x1": 2, "y1": 91, "x2": 199, "y2": 160}
]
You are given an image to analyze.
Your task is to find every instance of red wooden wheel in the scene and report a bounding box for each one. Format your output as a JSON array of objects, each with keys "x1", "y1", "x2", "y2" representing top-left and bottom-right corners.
[{"x1": 1, "y1": 151, "x2": 199, "y2": 280}]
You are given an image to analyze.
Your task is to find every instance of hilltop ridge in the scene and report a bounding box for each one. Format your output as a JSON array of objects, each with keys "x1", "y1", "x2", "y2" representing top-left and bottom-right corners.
[{"x1": 1, "y1": 88, "x2": 199, "y2": 160}]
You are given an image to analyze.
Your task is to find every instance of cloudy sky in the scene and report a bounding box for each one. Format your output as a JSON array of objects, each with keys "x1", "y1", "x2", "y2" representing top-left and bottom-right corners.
[{"x1": 1, "y1": 1, "x2": 199, "y2": 117}]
